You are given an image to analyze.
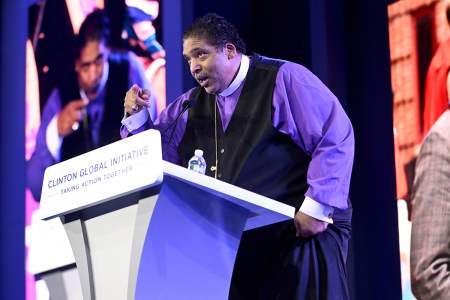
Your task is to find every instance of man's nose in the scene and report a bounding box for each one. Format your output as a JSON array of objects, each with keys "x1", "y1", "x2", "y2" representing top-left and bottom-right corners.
[
  {"x1": 190, "y1": 61, "x2": 200, "y2": 75},
  {"x1": 88, "y1": 65, "x2": 99, "y2": 82}
]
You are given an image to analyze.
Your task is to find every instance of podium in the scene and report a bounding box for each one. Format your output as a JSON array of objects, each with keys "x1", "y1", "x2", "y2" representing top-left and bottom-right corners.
[{"x1": 39, "y1": 130, "x2": 295, "y2": 299}]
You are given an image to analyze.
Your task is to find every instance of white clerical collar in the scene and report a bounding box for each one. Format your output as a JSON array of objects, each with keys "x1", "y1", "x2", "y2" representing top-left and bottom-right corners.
[
  {"x1": 80, "y1": 60, "x2": 109, "y2": 101},
  {"x1": 219, "y1": 55, "x2": 250, "y2": 97}
]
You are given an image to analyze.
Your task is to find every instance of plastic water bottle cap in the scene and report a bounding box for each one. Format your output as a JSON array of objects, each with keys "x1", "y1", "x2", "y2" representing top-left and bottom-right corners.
[{"x1": 194, "y1": 149, "x2": 203, "y2": 157}]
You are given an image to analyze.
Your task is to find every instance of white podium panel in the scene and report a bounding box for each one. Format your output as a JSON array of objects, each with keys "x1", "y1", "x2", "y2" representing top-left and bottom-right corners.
[{"x1": 26, "y1": 210, "x2": 75, "y2": 275}]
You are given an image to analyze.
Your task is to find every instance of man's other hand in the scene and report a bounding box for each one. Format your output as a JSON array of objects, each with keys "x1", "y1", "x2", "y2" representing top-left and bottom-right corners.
[
  {"x1": 124, "y1": 84, "x2": 152, "y2": 115},
  {"x1": 57, "y1": 99, "x2": 89, "y2": 137},
  {"x1": 294, "y1": 210, "x2": 328, "y2": 238}
]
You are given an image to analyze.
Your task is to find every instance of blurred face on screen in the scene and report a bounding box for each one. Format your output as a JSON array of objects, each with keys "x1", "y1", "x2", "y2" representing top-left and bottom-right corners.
[
  {"x1": 75, "y1": 39, "x2": 109, "y2": 100},
  {"x1": 182, "y1": 38, "x2": 236, "y2": 95}
]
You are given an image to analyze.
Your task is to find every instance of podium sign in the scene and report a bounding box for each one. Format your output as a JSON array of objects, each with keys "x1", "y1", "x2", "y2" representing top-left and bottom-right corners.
[{"x1": 39, "y1": 130, "x2": 163, "y2": 220}]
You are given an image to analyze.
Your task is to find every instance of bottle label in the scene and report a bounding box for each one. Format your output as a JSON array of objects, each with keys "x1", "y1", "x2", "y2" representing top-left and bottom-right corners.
[
  {"x1": 189, "y1": 165, "x2": 199, "y2": 172},
  {"x1": 189, "y1": 164, "x2": 205, "y2": 175}
]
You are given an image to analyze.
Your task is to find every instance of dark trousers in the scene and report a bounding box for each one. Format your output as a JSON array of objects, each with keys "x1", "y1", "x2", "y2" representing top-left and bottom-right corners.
[{"x1": 229, "y1": 207, "x2": 352, "y2": 300}]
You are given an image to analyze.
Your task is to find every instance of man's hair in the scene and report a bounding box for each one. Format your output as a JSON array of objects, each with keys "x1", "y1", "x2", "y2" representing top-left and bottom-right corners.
[
  {"x1": 76, "y1": 9, "x2": 111, "y2": 58},
  {"x1": 182, "y1": 13, "x2": 246, "y2": 54}
]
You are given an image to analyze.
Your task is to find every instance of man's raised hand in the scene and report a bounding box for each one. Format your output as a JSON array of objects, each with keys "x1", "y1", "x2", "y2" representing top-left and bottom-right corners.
[
  {"x1": 124, "y1": 84, "x2": 152, "y2": 115},
  {"x1": 57, "y1": 99, "x2": 89, "y2": 137}
]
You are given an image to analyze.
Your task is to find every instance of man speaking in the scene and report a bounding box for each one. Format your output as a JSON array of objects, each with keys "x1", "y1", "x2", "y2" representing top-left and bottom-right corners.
[{"x1": 122, "y1": 13, "x2": 354, "y2": 299}]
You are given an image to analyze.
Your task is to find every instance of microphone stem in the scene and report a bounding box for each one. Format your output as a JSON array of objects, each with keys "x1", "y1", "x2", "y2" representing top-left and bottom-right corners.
[
  {"x1": 160, "y1": 98, "x2": 196, "y2": 157},
  {"x1": 161, "y1": 105, "x2": 188, "y2": 135},
  {"x1": 162, "y1": 114, "x2": 180, "y2": 156},
  {"x1": 162, "y1": 106, "x2": 188, "y2": 156}
]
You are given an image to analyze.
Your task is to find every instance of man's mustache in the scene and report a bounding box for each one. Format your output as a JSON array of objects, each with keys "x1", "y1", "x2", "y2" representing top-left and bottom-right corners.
[{"x1": 194, "y1": 73, "x2": 209, "y2": 80}]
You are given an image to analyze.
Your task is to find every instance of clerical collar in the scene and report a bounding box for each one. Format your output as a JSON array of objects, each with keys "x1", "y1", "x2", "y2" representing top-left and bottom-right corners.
[{"x1": 219, "y1": 55, "x2": 250, "y2": 97}]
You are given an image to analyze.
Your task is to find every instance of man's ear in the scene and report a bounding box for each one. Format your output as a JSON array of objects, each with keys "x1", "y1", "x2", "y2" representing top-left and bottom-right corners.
[{"x1": 225, "y1": 43, "x2": 237, "y2": 60}]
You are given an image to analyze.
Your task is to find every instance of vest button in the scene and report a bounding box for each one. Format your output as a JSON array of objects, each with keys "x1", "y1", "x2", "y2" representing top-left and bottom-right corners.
[
  {"x1": 220, "y1": 149, "x2": 225, "y2": 153},
  {"x1": 218, "y1": 173, "x2": 222, "y2": 178}
]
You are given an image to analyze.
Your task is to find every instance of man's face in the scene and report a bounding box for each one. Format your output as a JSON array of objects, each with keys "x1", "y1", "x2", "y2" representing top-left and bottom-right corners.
[
  {"x1": 182, "y1": 38, "x2": 235, "y2": 95},
  {"x1": 75, "y1": 39, "x2": 108, "y2": 100}
]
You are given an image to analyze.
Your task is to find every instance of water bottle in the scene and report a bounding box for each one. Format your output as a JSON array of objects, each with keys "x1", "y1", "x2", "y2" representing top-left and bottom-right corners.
[{"x1": 188, "y1": 149, "x2": 207, "y2": 174}]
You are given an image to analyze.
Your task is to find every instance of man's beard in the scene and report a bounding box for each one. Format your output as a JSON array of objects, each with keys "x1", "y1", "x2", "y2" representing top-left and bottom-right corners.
[
  {"x1": 204, "y1": 84, "x2": 220, "y2": 94},
  {"x1": 196, "y1": 75, "x2": 221, "y2": 95}
]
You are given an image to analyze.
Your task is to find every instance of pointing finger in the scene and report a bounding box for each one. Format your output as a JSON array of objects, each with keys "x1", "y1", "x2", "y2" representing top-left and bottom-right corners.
[
  {"x1": 140, "y1": 89, "x2": 151, "y2": 100},
  {"x1": 132, "y1": 84, "x2": 141, "y2": 94},
  {"x1": 135, "y1": 95, "x2": 151, "y2": 108}
]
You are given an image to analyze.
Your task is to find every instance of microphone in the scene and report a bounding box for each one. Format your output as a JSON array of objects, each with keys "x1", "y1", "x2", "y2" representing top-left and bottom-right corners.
[
  {"x1": 161, "y1": 99, "x2": 196, "y2": 135},
  {"x1": 162, "y1": 98, "x2": 196, "y2": 156},
  {"x1": 183, "y1": 98, "x2": 197, "y2": 109}
]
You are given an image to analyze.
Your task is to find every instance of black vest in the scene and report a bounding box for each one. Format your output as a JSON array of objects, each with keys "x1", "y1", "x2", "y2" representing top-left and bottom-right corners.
[
  {"x1": 178, "y1": 53, "x2": 311, "y2": 210},
  {"x1": 59, "y1": 50, "x2": 129, "y2": 162}
]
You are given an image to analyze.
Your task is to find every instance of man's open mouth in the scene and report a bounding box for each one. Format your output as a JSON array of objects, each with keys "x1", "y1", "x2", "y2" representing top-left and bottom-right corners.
[{"x1": 197, "y1": 75, "x2": 209, "y2": 86}]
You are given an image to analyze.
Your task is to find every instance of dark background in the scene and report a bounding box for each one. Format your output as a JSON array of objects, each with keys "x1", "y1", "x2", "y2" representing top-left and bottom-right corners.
[{"x1": 0, "y1": 0, "x2": 401, "y2": 299}]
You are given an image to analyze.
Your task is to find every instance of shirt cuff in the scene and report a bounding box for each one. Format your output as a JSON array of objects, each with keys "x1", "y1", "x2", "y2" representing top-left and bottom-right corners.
[
  {"x1": 299, "y1": 196, "x2": 334, "y2": 223},
  {"x1": 121, "y1": 107, "x2": 149, "y2": 131},
  {"x1": 46, "y1": 114, "x2": 63, "y2": 161}
]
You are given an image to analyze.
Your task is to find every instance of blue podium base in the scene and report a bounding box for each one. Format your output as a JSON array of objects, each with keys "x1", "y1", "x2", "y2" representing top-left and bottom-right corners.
[{"x1": 136, "y1": 176, "x2": 250, "y2": 299}]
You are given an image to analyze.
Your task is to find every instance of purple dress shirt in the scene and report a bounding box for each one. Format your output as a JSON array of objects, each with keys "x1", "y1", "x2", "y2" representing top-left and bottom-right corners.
[{"x1": 121, "y1": 56, "x2": 354, "y2": 213}]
